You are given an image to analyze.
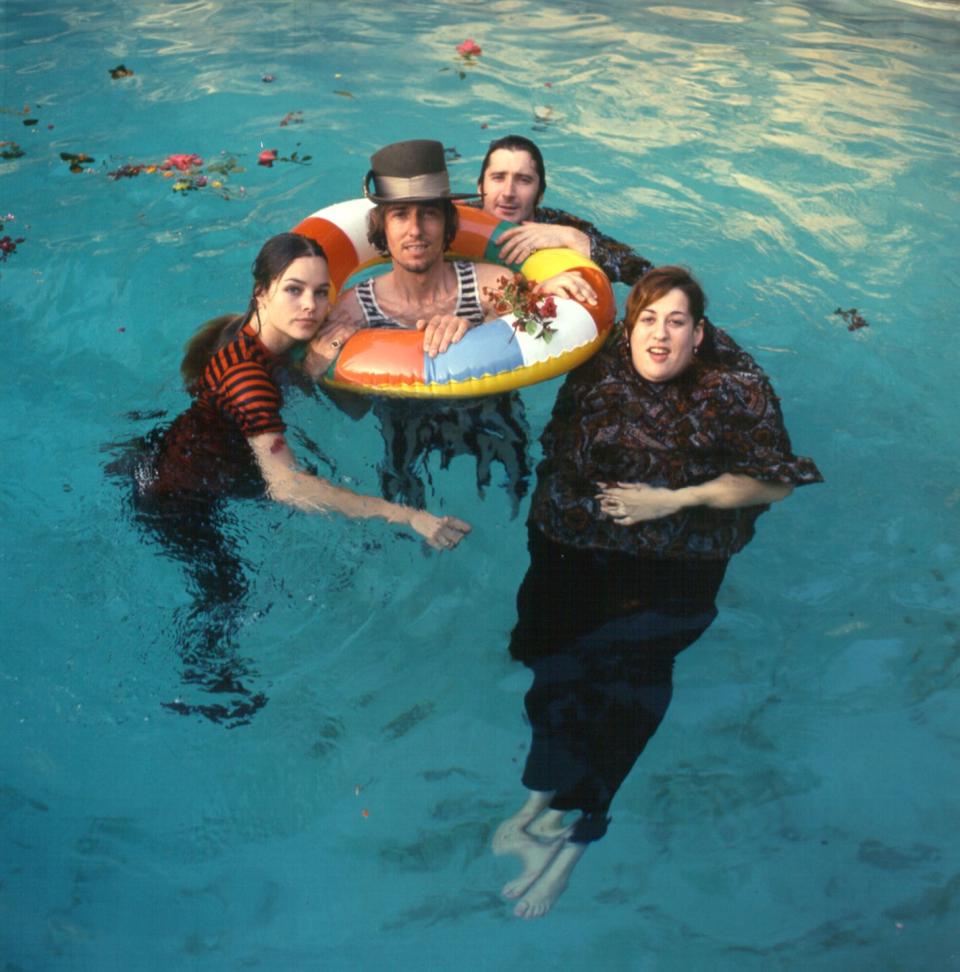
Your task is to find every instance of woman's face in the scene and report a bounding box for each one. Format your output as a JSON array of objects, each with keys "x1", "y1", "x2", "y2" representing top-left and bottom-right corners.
[
  {"x1": 256, "y1": 255, "x2": 331, "y2": 353},
  {"x1": 629, "y1": 288, "x2": 704, "y2": 383},
  {"x1": 479, "y1": 149, "x2": 542, "y2": 223}
]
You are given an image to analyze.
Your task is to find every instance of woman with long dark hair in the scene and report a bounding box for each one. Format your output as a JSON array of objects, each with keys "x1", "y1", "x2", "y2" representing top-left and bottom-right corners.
[{"x1": 123, "y1": 233, "x2": 469, "y2": 726}]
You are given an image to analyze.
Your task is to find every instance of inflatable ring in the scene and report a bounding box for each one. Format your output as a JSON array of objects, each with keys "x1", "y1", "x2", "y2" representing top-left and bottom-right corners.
[{"x1": 291, "y1": 199, "x2": 616, "y2": 398}]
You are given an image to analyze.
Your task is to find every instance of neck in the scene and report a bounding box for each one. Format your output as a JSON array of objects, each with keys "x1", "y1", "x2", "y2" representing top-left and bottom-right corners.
[
  {"x1": 373, "y1": 259, "x2": 460, "y2": 329},
  {"x1": 248, "y1": 315, "x2": 293, "y2": 356},
  {"x1": 389, "y1": 258, "x2": 454, "y2": 301}
]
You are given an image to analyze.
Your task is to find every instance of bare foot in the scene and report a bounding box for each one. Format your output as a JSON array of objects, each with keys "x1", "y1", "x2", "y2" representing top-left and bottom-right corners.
[
  {"x1": 498, "y1": 827, "x2": 568, "y2": 900},
  {"x1": 494, "y1": 807, "x2": 570, "y2": 900},
  {"x1": 513, "y1": 839, "x2": 587, "y2": 919},
  {"x1": 491, "y1": 791, "x2": 554, "y2": 855},
  {"x1": 492, "y1": 806, "x2": 566, "y2": 855}
]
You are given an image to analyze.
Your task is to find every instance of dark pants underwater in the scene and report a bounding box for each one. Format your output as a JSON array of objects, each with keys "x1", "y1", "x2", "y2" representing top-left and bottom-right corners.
[
  {"x1": 107, "y1": 416, "x2": 272, "y2": 727},
  {"x1": 133, "y1": 490, "x2": 268, "y2": 727},
  {"x1": 374, "y1": 393, "x2": 531, "y2": 514},
  {"x1": 509, "y1": 528, "x2": 728, "y2": 843}
]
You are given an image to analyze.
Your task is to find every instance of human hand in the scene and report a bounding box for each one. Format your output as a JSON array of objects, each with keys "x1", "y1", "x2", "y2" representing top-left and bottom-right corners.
[
  {"x1": 409, "y1": 512, "x2": 472, "y2": 550},
  {"x1": 596, "y1": 482, "x2": 685, "y2": 524},
  {"x1": 416, "y1": 314, "x2": 472, "y2": 358},
  {"x1": 495, "y1": 222, "x2": 589, "y2": 265},
  {"x1": 535, "y1": 271, "x2": 597, "y2": 307},
  {"x1": 304, "y1": 316, "x2": 360, "y2": 376},
  {"x1": 309, "y1": 318, "x2": 359, "y2": 356}
]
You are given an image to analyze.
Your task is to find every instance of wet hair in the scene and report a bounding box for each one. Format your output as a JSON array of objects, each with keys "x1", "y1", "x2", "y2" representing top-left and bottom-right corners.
[
  {"x1": 477, "y1": 135, "x2": 547, "y2": 202},
  {"x1": 624, "y1": 266, "x2": 707, "y2": 337},
  {"x1": 180, "y1": 232, "x2": 327, "y2": 389},
  {"x1": 366, "y1": 200, "x2": 459, "y2": 256}
]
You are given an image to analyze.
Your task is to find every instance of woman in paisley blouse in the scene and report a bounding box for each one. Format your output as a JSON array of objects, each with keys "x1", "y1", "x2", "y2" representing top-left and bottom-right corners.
[{"x1": 493, "y1": 265, "x2": 823, "y2": 919}]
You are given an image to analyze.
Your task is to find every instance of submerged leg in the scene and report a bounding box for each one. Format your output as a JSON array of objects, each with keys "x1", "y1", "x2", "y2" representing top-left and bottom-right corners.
[{"x1": 135, "y1": 494, "x2": 266, "y2": 727}]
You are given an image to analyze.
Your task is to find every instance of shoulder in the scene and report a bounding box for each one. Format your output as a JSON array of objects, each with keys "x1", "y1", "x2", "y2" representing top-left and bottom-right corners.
[
  {"x1": 694, "y1": 366, "x2": 779, "y2": 417},
  {"x1": 205, "y1": 332, "x2": 274, "y2": 388},
  {"x1": 557, "y1": 333, "x2": 628, "y2": 400}
]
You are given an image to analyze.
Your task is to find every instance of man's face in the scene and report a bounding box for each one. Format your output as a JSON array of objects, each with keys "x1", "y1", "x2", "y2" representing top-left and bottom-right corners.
[
  {"x1": 383, "y1": 202, "x2": 447, "y2": 273},
  {"x1": 479, "y1": 149, "x2": 542, "y2": 223}
]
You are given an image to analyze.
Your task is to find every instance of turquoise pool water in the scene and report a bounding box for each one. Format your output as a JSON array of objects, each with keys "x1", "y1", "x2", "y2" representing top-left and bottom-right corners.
[{"x1": 2, "y1": 0, "x2": 958, "y2": 968}]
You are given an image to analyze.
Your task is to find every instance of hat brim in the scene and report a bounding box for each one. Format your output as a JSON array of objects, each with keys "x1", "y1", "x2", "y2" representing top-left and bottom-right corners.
[{"x1": 366, "y1": 191, "x2": 480, "y2": 204}]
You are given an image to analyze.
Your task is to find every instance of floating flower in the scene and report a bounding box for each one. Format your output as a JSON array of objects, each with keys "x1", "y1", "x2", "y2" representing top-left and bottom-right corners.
[
  {"x1": 456, "y1": 38, "x2": 482, "y2": 58},
  {"x1": 834, "y1": 306, "x2": 869, "y2": 331},
  {"x1": 161, "y1": 153, "x2": 203, "y2": 171},
  {"x1": 60, "y1": 151, "x2": 95, "y2": 173},
  {"x1": 483, "y1": 273, "x2": 558, "y2": 342},
  {"x1": 0, "y1": 235, "x2": 26, "y2": 261},
  {"x1": 107, "y1": 164, "x2": 144, "y2": 180},
  {"x1": 258, "y1": 148, "x2": 278, "y2": 167}
]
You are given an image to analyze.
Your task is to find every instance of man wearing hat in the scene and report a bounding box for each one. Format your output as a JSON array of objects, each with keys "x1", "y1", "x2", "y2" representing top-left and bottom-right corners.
[
  {"x1": 307, "y1": 139, "x2": 594, "y2": 511},
  {"x1": 311, "y1": 139, "x2": 596, "y2": 360}
]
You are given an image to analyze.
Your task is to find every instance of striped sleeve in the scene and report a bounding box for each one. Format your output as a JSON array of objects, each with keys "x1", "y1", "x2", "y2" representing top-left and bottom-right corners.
[{"x1": 207, "y1": 342, "x2": 285, "y2": 438}]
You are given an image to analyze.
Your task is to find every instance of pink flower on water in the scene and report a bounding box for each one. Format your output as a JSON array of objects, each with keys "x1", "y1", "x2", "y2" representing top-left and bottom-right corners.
[
  {"x1": 258, "y1": 148, "x2": 278, "y2": 167},
  {"x1": 456, "y1": 39, "x2": 482, "y2": 57},
  {"x1": 162, "y1": 153, "x2": 203, "y2": 171}
]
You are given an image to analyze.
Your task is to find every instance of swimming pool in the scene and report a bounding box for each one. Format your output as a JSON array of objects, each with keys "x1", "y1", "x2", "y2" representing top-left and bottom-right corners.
[{"x1": 2, "y1": 0, "x2": 958, "y2": 967}]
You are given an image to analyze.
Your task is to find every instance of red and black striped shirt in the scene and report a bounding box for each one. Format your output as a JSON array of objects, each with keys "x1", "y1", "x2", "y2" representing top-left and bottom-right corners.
[
  {"x1": 145, "y1": 325, "x2": 285, "y2": 498},
  {"x1": 195, "y1": 325, "x2": 284, "y2": 437}
]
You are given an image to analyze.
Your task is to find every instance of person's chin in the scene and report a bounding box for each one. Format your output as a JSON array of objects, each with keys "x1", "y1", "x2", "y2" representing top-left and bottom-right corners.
[{"x1": 398, "y1": 252, "x2": 437, "y2": 274}]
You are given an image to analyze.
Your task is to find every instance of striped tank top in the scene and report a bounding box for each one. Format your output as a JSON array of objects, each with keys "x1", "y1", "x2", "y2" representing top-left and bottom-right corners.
[{"x1": 355, "y1": 260, "x2": 485, "y2": 328}]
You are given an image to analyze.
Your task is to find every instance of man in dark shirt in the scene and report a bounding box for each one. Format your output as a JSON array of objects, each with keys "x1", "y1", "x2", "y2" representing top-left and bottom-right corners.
[{"x1": 475, "y1": 134, "x2": 653, "y2": 284}]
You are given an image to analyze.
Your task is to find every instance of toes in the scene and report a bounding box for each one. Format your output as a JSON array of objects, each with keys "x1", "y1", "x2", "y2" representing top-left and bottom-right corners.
[{"x1": 501, "y1": 879, "x2": 526, "y2": 900}]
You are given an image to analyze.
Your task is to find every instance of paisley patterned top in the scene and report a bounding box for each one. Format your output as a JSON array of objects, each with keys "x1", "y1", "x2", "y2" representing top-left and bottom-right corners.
[
  {"x1": 534, "y1": 207, "x2": 653, "y2": 285},
  {"x1": 530, "y1": 326, "x2": 823, "y2": 560}
]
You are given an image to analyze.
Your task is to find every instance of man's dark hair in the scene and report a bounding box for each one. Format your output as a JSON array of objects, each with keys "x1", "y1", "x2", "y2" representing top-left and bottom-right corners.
[{"x1": 367, "y1": 200, "x2": 459, "y2": 256}]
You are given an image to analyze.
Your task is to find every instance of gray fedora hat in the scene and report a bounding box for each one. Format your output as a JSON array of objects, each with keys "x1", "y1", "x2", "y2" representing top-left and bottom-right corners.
[{"x1": 363, "y1": 139, "x2": 478, "y2": 204}]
